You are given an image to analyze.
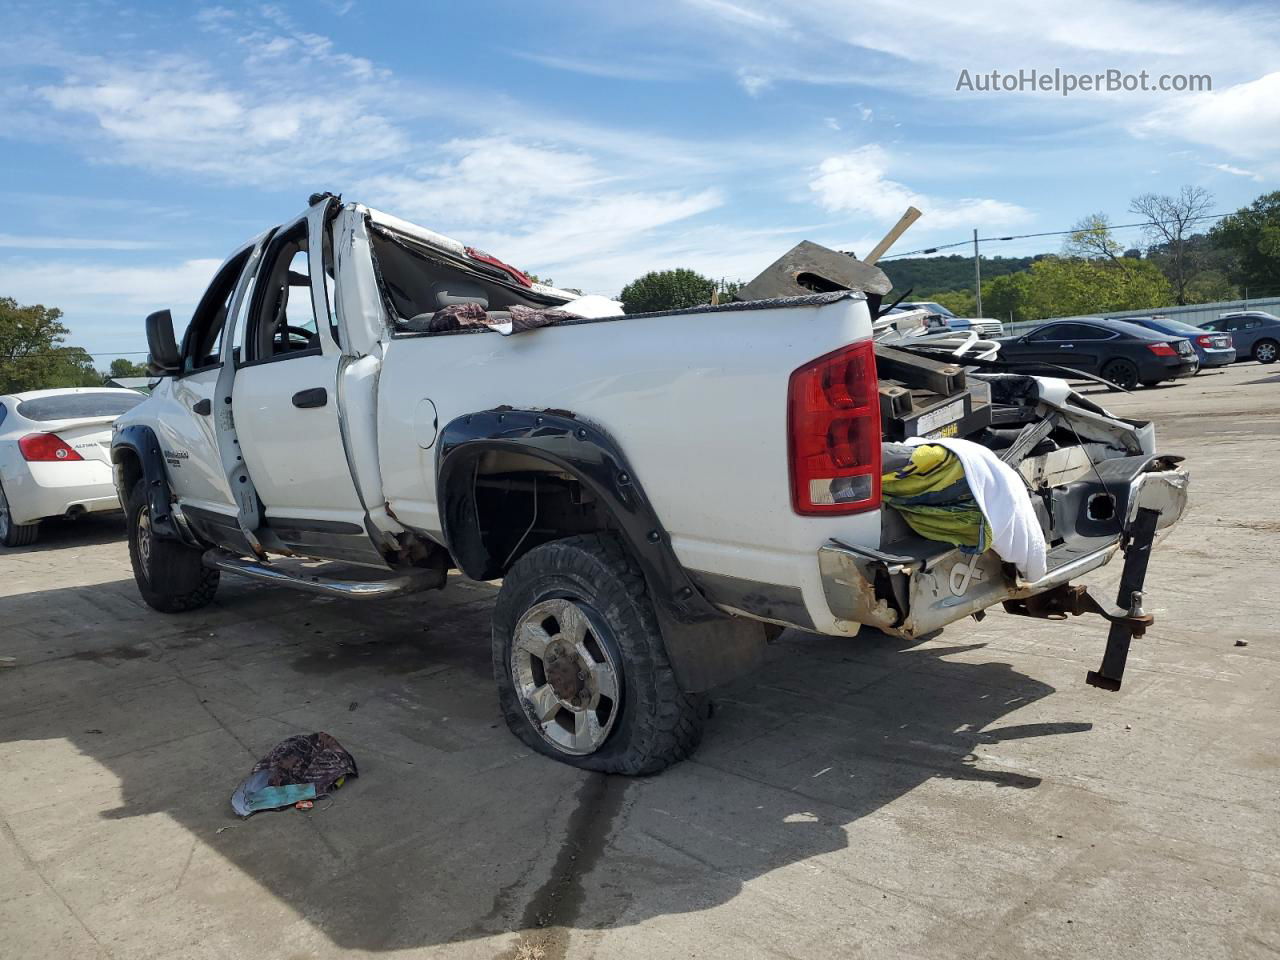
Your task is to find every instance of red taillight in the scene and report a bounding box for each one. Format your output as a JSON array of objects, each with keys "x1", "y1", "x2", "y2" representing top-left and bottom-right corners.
[
  {"x1": 1147, "y1": 342, "x2": 1178, "y2": 357},
  {"x1": 788, "y1": 340, "x2": 881, "y2": 515},
  {"x1": 1197, "y1": 335, "x2": 1213, "y2": 347},
  {"x1": 19, "y1": 433, "x2": 83, "y2": 462}
]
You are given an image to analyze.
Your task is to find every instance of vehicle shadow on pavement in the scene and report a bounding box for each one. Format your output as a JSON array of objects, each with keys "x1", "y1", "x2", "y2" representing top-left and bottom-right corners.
[
  {"x1": 0, "y1": 511, "x2": 125, "y2": 555},
  {"x1": 1, "y1": 573, "x2": 1090, "y2": 955}
]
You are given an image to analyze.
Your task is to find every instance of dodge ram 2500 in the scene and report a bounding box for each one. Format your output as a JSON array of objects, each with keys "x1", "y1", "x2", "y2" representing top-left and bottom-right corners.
[{"x1": 112, "y1": 194, "x2": 1190, "y2": 774}]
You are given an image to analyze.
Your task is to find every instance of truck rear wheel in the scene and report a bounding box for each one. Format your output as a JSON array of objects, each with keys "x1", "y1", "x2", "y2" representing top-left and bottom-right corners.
[
  {"x1": 126, "y1": 479, "x2": 219, "y2": 613},
  {"x1": 492, "y1": 534, "x2": 705, "y2": 775}
]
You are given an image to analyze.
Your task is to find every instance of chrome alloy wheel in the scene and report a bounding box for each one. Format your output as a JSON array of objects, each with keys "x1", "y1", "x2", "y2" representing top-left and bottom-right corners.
[
  {"x1": 510, "y1": 598, "x2": 621, "y2": 756},
  {"x1": 0, "y1": 485, "x2": 10, "y2": 541},
  {"x1": 136, "y1": 505, "x2": 154, "y2": 582}
]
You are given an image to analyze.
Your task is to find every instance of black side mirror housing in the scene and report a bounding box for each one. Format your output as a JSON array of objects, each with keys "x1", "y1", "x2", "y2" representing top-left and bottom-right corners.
[{"x1": 145, "y1": 309, "x2": 181, "y2": 375}]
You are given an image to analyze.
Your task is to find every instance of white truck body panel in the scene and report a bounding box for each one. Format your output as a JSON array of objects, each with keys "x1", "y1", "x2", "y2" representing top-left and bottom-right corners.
[{"x1": 375, "y1": 296, "x2": 881, "y2": 635}]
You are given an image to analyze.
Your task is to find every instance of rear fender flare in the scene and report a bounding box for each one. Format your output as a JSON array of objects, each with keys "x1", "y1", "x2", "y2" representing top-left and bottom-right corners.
[
  {"x1": 110, "y1": 425, "x2": 181, "y2": 542},
  {"x1": 436, "y1": 409, "x2": 766, "y2": 692}
]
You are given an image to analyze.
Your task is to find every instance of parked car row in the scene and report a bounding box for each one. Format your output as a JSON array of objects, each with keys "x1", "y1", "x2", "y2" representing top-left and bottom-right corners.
[
  {"x1": 991, "y1": 310, "x2": 1280, "y2": 389},
  {"x1": 0, "y1": 388, "x2": 146, "y2": 546}
]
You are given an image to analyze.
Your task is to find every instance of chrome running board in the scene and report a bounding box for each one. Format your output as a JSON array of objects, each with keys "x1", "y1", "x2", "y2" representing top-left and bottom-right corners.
[{"x1": 203, "y1": 550, "x2": 441, "y2": 599}]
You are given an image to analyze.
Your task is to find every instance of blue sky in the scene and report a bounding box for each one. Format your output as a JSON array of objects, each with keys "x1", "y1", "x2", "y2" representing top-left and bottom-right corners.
[{"x1": 1, "y1": 0, "x2": 1277, "y2": 360}]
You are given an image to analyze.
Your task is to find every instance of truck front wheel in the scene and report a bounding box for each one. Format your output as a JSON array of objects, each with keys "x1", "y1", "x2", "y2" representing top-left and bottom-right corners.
[
  {"x1": 491, "y1": 534, "x2": 705, "y2": 775},
  {"x1": 126, "y1": 479, "x2": 219, "y2": 613}
]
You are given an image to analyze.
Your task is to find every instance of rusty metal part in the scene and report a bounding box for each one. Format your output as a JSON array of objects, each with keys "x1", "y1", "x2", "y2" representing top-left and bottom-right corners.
[
  {"x1": 1002, "y1": 583, "x2": 1152, "y2": 633},
  {"x1": 873, "y1": 344, "x2": 967, "y2": 396},
  {"x1": 1001, "y1": 506, "x2": 1161, "y2": 692},
  {"x1": 734, "y1": 241, "x2": 892, "y2": 303}
]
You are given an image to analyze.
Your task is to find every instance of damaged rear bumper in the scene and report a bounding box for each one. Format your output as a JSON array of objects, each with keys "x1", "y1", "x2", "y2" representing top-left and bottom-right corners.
[{"x1": 818, "y1": 459, "x2": 1189, "y2": 640}]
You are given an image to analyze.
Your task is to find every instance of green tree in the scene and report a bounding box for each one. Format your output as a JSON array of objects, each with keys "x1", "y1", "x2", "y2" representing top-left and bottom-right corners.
[
  {"x1": 982, "y1": 272, "x2": 1036, "y2": 322},
  {"x1": 1210, "y1": 191, "x2": 1280, "y2": 295},
  {"x1": 882, "y1": 254, "x2": 1037, "y2": 299},
  {"x1": 1130, "y1": 186, "x2": 1214, "y2": 304},
  {"x1": 978, "y1": 257, "x2": 1172, "y2": 323},
  {"x1": 1182, "y1": 270, "x2": 1238, "y2": 304},
  {"x1": 1063, "y1": 213, "x2": 1126, "y2": 264},
  {"x1": 108, "y1": 358, "x2": 149, "y2": 379},
  {"x1": 620, "y1": 269, "x2": 719, "y2": 314},
  {"x1": 0, "y1": 297, "x2": 101, "y2": 392},
  {"x1": 929, "y1": 289, "x2": 976, "y2": 317}
]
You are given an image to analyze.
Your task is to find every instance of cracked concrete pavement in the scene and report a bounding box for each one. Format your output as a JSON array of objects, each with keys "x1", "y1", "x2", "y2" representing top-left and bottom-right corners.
[{"x1": 1, "y1": 362, "x2": 1278, "y2": 959}]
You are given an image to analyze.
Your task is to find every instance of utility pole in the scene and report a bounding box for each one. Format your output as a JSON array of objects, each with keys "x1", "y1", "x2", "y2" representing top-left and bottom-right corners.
[{"x1": 973, "y1": 228, "x2": 983, "y2": 317}]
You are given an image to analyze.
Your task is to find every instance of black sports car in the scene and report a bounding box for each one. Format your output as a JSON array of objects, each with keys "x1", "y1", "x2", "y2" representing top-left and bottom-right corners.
[{"x1": 996, "y1": 318, "x2": 1198, "y2": 390}]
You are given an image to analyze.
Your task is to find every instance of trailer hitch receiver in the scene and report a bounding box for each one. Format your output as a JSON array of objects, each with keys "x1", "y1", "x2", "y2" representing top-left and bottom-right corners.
[{"x1": 1003, "y1": 506, "x2": 1161, "y2": 692}]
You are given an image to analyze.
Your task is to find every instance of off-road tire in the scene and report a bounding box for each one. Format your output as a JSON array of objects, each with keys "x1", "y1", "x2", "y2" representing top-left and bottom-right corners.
[
  {"x1": 126, "y1": 479, "x2": 219, "y2": 613},
  {"x1": 492, "y1": 534, "x2": 705, "y2": 775},
  {"x1": 0, "y1": 482, "x2": 39, "y2": 547},
  {"x1": 1253, "y1": 338, "x2": 1278, "y2": 364},
  {"x1": 1101, "y1": 358, "x2": 1138, "y2": 391}
]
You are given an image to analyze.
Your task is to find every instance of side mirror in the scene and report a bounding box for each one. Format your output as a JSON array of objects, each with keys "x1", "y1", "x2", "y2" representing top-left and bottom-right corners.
[{"x1": 145, "y1": 309, "x2": 181, "y2": 375}]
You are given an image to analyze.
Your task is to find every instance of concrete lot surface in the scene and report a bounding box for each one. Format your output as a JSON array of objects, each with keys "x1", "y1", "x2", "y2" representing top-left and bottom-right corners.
[{"x1": 2, "y1": 362, "x2": 1278, "y2": 960}]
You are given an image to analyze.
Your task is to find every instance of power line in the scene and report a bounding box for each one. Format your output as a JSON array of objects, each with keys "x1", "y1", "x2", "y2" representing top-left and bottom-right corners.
[
  {"x1": 877, "y1": 211, "x2": 1231, "y2": 261},
  {"x1": 1, "y1": 350, "x2": 150, "y2": 361}
]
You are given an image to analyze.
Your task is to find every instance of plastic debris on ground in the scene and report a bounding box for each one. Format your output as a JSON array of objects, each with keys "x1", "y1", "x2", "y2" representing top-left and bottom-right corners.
[{"x1": 230, "y1": 732, "x2": 357, "y2": 817}]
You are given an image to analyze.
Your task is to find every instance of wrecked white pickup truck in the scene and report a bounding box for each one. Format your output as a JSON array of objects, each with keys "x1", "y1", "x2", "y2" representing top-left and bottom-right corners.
[{"x1": 112, "y1": 194, "x2": 1189, "y2": 774}]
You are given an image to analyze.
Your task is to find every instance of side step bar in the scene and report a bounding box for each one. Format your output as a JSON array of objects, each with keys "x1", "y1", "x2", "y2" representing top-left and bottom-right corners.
[{"x1": 203, "y1": 550, "x2": 441, "y2": 600}]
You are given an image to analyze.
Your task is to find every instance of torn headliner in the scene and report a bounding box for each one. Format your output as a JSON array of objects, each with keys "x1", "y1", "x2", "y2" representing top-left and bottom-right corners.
[{"x1": 362, "y1": 204, "x2": 579, "y2": 303}]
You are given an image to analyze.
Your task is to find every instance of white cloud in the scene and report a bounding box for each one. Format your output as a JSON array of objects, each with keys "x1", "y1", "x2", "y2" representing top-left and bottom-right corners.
[
  {"x1": 737, "y1": 70, "x2": 772, "y2": 96},
  {"x1": 0, "y1": 234, "x2": 160, "y2": 250},
  {"x1": 1134, "y1": 72, "x2": 1280, "y2": 168},
  {"x1": 197, "y1": 5, "x2": 387, "y2": 80},
  {"x1": 472, "y1": 189, "x2": 725, "y2": 277},
  {"x1": 512, "y1": 51, "x2": 684, "y2": 82},
  {"x1": 360, "y1": 137, "x2": 612, "y2": 227},
  {"x1": 1203, "y1": 162, "x2": 1263, "y2": 182},
  {"x1": 36, "y1": 61, "x2": 408, "y2": 184},
  {"x1": 809, "y1": 145, "x2": 1031, "y2": 229},
  {"x1": 358, "y1": 136, "x2": 724, "y2": 286},
  {"x1": 683, "y1": 0, "x2": 1280, "y2": 83},
  {"x1": 0, "y1": 257, "x2": 224, "y2": 350},
  {"x1": 0, "y1": 258, "x2": 222, "y2": 314},
  {"x1": 684, "y1": 0, "x2": 790, "y2": 30},
  {"x1": 660, "y1": 0, "x2": 1280, "y2": 162}
]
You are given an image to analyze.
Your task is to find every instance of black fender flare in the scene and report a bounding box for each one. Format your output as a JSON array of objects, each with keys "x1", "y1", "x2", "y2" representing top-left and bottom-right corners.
[
  {"x1": 110, "y1": 425, "x2": 181, "y2": 542},
  {"x1": 436, "y1": 409, "x2": 765, "y2": 691}
]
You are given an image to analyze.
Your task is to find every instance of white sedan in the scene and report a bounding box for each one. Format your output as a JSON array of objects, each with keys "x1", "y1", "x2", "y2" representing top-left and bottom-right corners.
[{"x1": 0, "y1": 387, "x2": 147, "y2": 547}]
